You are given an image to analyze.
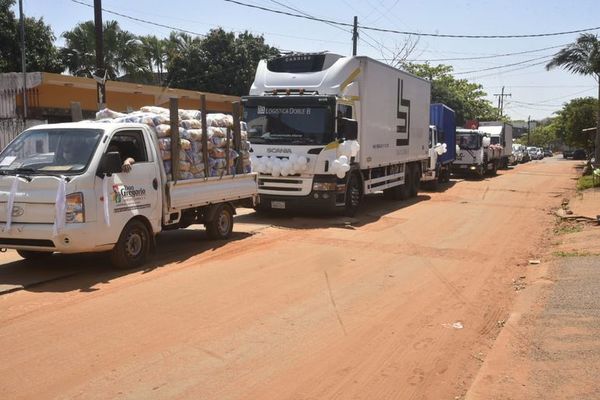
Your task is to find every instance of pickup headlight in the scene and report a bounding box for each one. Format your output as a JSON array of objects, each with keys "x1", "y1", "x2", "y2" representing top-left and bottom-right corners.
[
  {"x1": 313, "y1": 182, "x2": 337, "y2": 191},
  {"x1": 66, "y1": 192, "x2": 85, "y2": 223}
]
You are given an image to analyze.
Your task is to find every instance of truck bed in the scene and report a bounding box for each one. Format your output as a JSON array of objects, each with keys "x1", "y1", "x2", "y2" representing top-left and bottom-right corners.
[{"x1": 166, "y1": 173, "x2": 258, "y2": 211}]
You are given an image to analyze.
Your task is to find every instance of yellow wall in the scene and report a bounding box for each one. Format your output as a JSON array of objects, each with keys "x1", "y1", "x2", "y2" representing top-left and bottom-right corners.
[{"x1": 34, "y1": 85, "x2": 234, "y2": 113}]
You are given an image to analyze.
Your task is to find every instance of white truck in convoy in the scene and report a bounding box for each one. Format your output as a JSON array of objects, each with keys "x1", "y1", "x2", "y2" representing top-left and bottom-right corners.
[
  {"x1": 478, "y1": 122, "x2": 514, "y2": 169},
  {"x1": 242, "y1": 53, "x2": 431, "y2": 214},
  {"x1": 453, "y1": 128, "x2": 503, "y2": 178},
  {"x1": 0, "y1": 118, "x2": 257, "y2": 268}
]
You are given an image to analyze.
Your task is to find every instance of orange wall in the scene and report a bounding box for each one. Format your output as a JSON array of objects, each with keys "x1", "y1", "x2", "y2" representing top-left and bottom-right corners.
[{"x1": 34, "y1": 85, "x2": 234, "y2": 113}]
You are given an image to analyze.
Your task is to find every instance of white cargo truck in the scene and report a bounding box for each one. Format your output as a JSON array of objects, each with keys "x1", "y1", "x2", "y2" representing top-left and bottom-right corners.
[
  {"x1": 242, "y1": 53, "x2": 431, "y2": 214},
  {"x1": 478, "y1": 122, "x2": 513, "y2": 169},
  {"x1": 453, "y1": 128, "x2": 503, "y2": 178},
  {"x1": 0, "y1": 120, "x2": 257, "y2": 268}
]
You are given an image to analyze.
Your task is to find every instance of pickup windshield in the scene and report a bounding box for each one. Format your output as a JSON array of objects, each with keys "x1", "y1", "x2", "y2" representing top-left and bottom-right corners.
[
  {"x1": 457, "y1": 134, "x2": 480, "y2": 150},
  {"x1": 243, "y1": 103, "x2": 335, "y2": 145},
  {"x1": 0, "y1": 128, "x2": 103, "y2": 174}
]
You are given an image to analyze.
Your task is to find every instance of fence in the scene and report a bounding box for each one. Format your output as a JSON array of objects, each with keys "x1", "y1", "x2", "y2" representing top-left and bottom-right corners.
[{"x1": 0, "y1": 119, "x2": 46, "y2": 150}]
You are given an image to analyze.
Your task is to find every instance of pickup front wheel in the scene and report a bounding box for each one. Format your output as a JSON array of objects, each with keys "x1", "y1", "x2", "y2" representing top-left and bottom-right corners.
[
  {"x1": 206, "y1": 204, "x2": 234, "y2": 240},
  {"x1": 110, "y1": 220, "x2": 150, "y2": 269}
]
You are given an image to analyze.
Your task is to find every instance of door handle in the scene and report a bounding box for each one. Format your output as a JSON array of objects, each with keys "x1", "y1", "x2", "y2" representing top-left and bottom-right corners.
[{"x1": 152, "y1": 178, "x2": 158, "y2": 190}]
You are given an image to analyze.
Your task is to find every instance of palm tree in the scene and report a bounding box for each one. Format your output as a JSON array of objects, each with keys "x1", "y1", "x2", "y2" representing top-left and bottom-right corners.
[
  {"x1": 140, "y1": 35, "x2": 167, "y2": 85},
  {"x1": 61, "y1": 20, "x2": 150, "y2": 81},
  {"x1": 547, "y1": 34, "x2": 600, "y2": 162}
]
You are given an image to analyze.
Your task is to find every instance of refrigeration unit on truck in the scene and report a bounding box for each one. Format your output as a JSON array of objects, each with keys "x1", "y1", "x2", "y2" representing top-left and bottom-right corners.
[
  {"x1": 453, "y1": 128, "x2": 503, "y2": 178},
  {"x1": 242, "y1": 52, "x2": 431, "y2": 214},
  {"x1": 0, "y1": 115, "x2": 258, "y2": 269},
  {"x1": 478, "y1": 122, "x2": 513, "y2": 169},
  {"x1": 421, "y1": 103, "x2": 456, "y2": 190}
]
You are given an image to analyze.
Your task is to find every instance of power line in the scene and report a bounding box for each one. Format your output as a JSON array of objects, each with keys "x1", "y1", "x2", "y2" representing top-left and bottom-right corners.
[
  {"x1": 223, "y1": 0, "x2": 600, "y2": 39},
  {"x1": 71, "y1": 0, "x2": 207, "y2": 37},
  {"x1": 267, "y1": 0, "x2": 397, "y2": 59},
  {"x1": 453, "y1": 54, "x2": 554, "y2": 75},
  {"x1": 405, "y1": 44, "x2": 567, "y2": 62},
  {"x1": 466, "y1": 59, "x2": 551, "y2": 79}
]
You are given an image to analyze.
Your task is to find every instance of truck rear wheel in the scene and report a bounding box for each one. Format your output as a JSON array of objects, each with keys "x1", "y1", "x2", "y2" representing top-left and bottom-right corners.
[
  {"x1": 205, "y1": 204, "x2": 234, "y2": 240},
  {"x1": 409, "y1": 164, "x2": 420, "y2": 197},
  {"x1": 17, "y1": 250, "x2": 53, "y2": 260},
  {"x1": 110, "y1": 219, "x2": 150, "y2": 269}
]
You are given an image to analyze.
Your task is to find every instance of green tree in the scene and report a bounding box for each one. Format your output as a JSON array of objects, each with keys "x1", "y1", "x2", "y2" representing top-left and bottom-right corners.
[
  {"x1": 61, "y1": 20, "x2": 149, "y2": 80},
  {"x1": 546, "y1": 34, "x2": 600, "y2": 161},
  {"x1": 554, "y1": 97, "x2": 599, "y2": 150},
  {"x1": 0, "y1": 0, "x2": 62, "y2": 73},
  {"x1": 140, "y1": 35, "x2": 167, "y2": 85},
  {"x1": 166, "y1": 28, "x2": 279, "y2": 95},
  {"x1": 520, "y1": 120, "x2": 559, "y2": 148},
  {"x1": 402, "y1": 63, "x2": 498, "y2": 126}
]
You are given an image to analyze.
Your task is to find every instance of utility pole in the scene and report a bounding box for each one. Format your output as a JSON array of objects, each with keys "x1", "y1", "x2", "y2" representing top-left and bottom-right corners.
[
  {"x1": 527, "y1": 115, "x2": 531, "y2": 145},
  {"x1": 352, "y1": 16, "x2": 358, "y2": 56},
  {"x1": 493, "y1": 86, "x2": 511, "y2": 118},
  {"x1": 18, "y1": 0, "x2": 27, "y2": 123},
  {"x1": 94, "y1": 0, "x2": 106, "y2": 110}
]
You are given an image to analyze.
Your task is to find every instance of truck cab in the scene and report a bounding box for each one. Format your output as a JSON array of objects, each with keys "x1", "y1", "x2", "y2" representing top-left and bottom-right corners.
[{"x1": 453, "y1": 129, "x2": 501, "y2": 177}]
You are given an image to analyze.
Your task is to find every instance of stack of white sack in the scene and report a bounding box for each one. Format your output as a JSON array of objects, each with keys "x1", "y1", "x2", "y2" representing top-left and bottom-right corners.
[{"x1": 95, "y1": 107, "x2": 252, "y2": 180}]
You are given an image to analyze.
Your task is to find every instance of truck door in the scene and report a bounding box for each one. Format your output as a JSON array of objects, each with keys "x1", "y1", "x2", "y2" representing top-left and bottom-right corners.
[{"x1": 96, "y1": 129, "x2": 161, "y2": 237}]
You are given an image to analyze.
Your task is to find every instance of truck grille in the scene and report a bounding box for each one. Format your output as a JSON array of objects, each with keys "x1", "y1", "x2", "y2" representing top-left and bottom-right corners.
[{"x1": 257, "y1": 176, "x2": 312, "y2": 195}]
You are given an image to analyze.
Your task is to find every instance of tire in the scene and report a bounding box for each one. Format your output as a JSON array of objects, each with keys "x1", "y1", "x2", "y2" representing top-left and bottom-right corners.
[
  {"x1": 409, "y1": 164, "x2": 420, "y2": 197},
  {"x1": 17, "y1": 249, "x2": 52, "y2": 260},
  {"x1": 205, "y1": 204, "x2": 234, "y2": 240},
  {"x1": 343, "y1": 173, "x2": 362, "y2": 216},
  {"x1": 110, "y1": 219, "x2": 151, "y2": 269},
  {"x1": 489, "y1": 160, "x2": 498, "y2": 176}
]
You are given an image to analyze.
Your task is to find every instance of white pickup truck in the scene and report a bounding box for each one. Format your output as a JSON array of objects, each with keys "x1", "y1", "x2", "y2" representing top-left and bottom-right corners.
[{"x1": 0, "y1": 122, "x2": 257, "y2": 268}]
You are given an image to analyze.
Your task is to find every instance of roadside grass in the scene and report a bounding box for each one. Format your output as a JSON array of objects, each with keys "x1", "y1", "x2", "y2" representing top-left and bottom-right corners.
[
  {"x1": 554, "y1": 250, "x2": 599, "y2": 257},
  {"x1": 576, "y1": 175, "x2": 596, "y2": 191},
  {"x1": 553, "y1": 220, "x2": 584, "y2": 235}
]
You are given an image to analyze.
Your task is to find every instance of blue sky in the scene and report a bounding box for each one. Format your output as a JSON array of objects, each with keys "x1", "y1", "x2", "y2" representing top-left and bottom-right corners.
[{"x1": 15, "y1": 0, "x2": 600, "y2": 121}]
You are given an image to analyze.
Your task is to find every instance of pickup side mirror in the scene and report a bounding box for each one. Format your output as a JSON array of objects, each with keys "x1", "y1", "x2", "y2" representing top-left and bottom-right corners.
[
  {"x1": 338, "y1": 117, "x2": 358, "y2": 141},
  {"x1": 97, "y1": 151, "x2": 122, "y2": 177}
]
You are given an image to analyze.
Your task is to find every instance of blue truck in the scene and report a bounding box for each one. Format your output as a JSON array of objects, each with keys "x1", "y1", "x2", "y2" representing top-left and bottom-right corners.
[{"x1": 421, "y1": 103, "x2": 456, "y2": 190}]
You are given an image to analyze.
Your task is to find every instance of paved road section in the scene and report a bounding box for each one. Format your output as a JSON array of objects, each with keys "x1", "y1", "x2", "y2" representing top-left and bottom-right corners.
[{"x1": 0, "y1": 157, "x2": 578, "y2": 400}]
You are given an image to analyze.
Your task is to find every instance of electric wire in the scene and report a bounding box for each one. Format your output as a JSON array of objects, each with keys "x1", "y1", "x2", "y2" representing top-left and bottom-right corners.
[{"x1": 223, "y1": 0, "x2": 600, "y2": 39}]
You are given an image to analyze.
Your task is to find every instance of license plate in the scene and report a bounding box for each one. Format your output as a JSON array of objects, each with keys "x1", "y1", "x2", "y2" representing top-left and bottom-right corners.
[
  {"x1": 271, "y1": 201, "x2": 286, "y2": 209},
  {"x1": 460, "y1": 165, "x2": 468, "y2": 169}
]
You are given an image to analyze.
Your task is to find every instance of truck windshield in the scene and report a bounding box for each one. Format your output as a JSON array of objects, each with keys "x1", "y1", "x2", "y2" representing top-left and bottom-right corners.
[
  {"x1": 244, "y1": 104, "x2": 335, "y2": 145},
  {"x1": 0, "y1": 128, "x2": 103, "y2": 174},
  {"x1": 457, "y1": 134, "x2": 480, "y2": 150}
]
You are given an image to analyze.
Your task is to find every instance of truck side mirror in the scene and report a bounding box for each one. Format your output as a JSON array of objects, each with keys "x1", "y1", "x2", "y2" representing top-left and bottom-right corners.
[
  {"x1": 482, "y1": 137, "x2": 491, "y2": 148},
  {"x1": 339, "y1": 118, "x2": 358, "y2": 141},
  {"x1": 97, "y1": 151, "x2": 122, "y2": 177}
]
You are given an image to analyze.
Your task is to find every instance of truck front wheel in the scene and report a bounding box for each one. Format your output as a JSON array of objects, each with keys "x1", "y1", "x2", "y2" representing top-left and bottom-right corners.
[
  {"x1": 110, "y1": 219, "x2": 150, "y2": 269},
  {"x1": 344, "y1": 173, "x2": 362, "y2": 216},
  {"x1": 205, "y1": 204, "x2": 234, "y2": 240}
]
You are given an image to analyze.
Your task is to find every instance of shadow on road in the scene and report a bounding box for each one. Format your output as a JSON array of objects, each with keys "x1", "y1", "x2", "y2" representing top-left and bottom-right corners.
[
  {"x1": 0, "y1": 229, "x2": 252, "y2": 294},
  {"x1": 236, "y1": 192, "x2": 432, "y2": 230}
]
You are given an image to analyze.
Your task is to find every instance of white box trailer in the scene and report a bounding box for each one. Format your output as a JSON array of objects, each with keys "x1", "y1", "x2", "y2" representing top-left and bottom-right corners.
[
  {"x1": 243, "y1": 53, "x2": 431, "y2": 215},
  {"x1": 478, "y1": 122, "x2": 513, "y2": 169}
]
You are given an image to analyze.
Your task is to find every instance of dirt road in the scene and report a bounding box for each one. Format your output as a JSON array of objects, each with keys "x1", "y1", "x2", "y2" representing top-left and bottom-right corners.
[{"x1": 0, "y1": 157, "x2": 578, "y2": 400}]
